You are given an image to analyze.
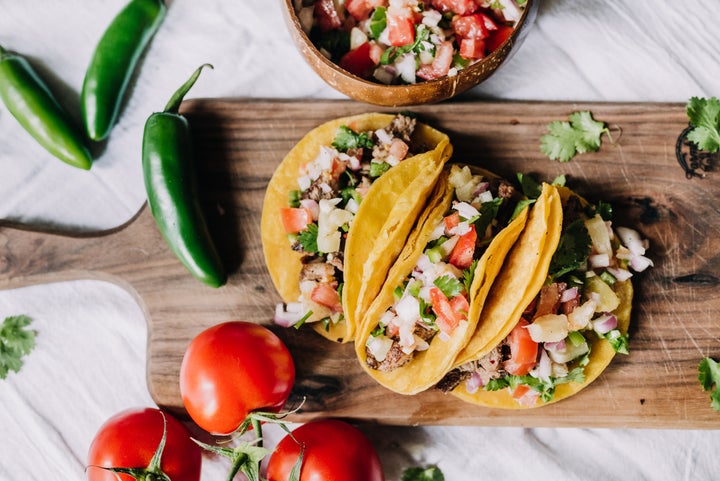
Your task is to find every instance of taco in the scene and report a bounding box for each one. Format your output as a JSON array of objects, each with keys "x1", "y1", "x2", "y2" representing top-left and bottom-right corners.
[
  {"x1": 444, "y1": 180, "x2": 653, "y2": 408},
  {"x1": 354, "y1": 164, "x2": 533, "y2": 395},
  {"x1": 261, "y1": 112, "x2": 452, "y2": 343}
]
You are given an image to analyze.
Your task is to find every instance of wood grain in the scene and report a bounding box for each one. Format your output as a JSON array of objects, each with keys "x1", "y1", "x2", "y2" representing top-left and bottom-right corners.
[{"x1": 1, "y1": 99, "x2": 719, "y2": 428}]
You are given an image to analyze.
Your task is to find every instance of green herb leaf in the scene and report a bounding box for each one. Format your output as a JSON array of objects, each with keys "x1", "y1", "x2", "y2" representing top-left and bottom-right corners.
[
  {"x1": 434, "y1": 275, "x2": 464, "y2": 298},
  {"x1": 297, "y1": 223, "x2": 319, "y2": 253},
  {"x1": 369, "y1": 7, "x2": 387, "y2": 39},
  {"x1": 686, "y1": 96, "x2": 720, "y2": 153},
  {"x1": 333, "y1": 125, "x2": 373, "y2": 151},
  {"x1": 369, "y1": 161, "x2": 391, "y2": 178},
  {"x1": 402, "y1": 466, "x2": 445, "y2": 481},
  {"x1": 381, "y1": 24, "x2": 431, "y2": 65},
  {"x1": 548, "y1": 219, "x2": 591, "y2": 280},
  {"x1": 516, "y1": 173, "x2": 542, "y2": 199},
  {"x1": 0, "y1": 315, "x2": 36, "y2": 379},
  {"x1": 603, "y1": 329, "x2": 630, "y2": 355},
  {"x1": 462, "y1": 259, "x2": 478, "y2": 295},
  {"x1": 698, "y1": 357, "x2": 720, "y2": 411},
  {"x1": 540, "y1": 111, "x2": 609, "y2": 162},
  {"x1": 474, "y1": 197, "x2": 503, "y2": 239}
]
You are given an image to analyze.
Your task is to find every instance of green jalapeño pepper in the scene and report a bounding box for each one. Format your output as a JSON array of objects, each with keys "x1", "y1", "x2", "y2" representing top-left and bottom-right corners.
[
  {"x1": 81, "y1": 0, "x2": 166, "y2": 141},
  {"x1": 0, "y1": 45, "x2": 92, "y2": 170},
  {"x1": 142, "y1": 64, "x2": 226, "y2": 288}
]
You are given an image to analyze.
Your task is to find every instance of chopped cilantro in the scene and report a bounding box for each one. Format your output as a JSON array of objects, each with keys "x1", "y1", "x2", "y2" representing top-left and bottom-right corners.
[
  {"x1": 552, "y1": 174, "x2": 567, "y2": 186},
  {"x1": 473, "y1": 198, "x2": 503, "y2": 238},
  {"x1": 0, "y1": 315, "x2": 36, "y2": 379},
  {"x1": 686, "y1": 96, "x2": 720, "y2": 153},
  {"x1": 297, "y1": 223, "x2": 319, "y2": 254},
  {"x1": 419, "y1": 298, "x2": 437, "y2": 326},
  {"x1": 309, "y1": 27, "x2": 349, "y2": 62},
  {"x1": 369, "y1": 161, "x2": 391, "y2": 178},
  {"x1": 585, "y1": 201, "x2": 613, "y2": 221},
  {"x1": 698, "y1": 357, "x2": 720, "y2": 411},
  {"x1": 341, "y1": 186, "x2": 361, "y2": 206},
  {"x1": 402, "y1": 466, "x2": 445, "y2": 481},
  {"x1": 511, "y1": 198, "x2": 536, "y2": 220},
  {"x1": 548, "y1": 219, "x2": 591, "y2": 281},
  {"x1": 462, "y1": 259, "x2": 478, "y2": 295},
  {"x1": 381, "y1": 24, "x2": 432, "y2": 65},
  {"x1": 369, "y1": 7, "x2": 387, "y2": 39},
  {"x1": 516, "y1": 172, "x2": 542, "y2": 199},
  {"x1": 540, "y1": 111, "x2": 611, "y2": 162},
  {"x1": 288, "y1": 189, "x2": 301, "y2": 208},
  {"x1": 333, "y1": 125, "x2": 373, "y2": 152},
  {"x1": 371, "y1": 325, "x2": 386, "y2": 337},
  {"x1": 486, "y1": 366, "x2": 586, "y2": 403},
  {"x1": 434, "y1": 275, "x2": 464, "y2": 298}
]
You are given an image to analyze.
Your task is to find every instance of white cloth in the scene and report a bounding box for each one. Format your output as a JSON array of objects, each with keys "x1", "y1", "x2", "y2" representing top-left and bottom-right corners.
[{"x1": 1, "y1": 0, "x2": 720, "y2": 480}]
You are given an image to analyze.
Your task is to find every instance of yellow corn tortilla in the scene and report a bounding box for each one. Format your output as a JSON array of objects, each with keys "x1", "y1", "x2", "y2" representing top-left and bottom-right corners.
[
  {"x1": 354, "y1": 165, "x2": 530, "y2": 395},
  {"x1": 260, "y1": 113, "x2": 452, "y2": 343},
  {"x1": 452, "y1": 184, "x2": 635, "y2": 408}
]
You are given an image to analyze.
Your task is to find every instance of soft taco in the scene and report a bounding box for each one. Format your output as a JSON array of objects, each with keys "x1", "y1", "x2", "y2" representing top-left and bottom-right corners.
[
  {"x1": 443, "y1": 179, "x2": 653, "y2": 408},
  {"x1": 261, "y1": 112, "x2": 452, "y2": 343},
  {"x1": 354, "y1": 164, "x2": 533, "y2": 395}
]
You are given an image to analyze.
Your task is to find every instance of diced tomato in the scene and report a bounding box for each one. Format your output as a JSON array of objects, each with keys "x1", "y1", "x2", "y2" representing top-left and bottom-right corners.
[
  {"x1": 345, "y1": 0, "x2": 387, "y2": 21},
  {"x1": 448, "y1": 225, "x2": 477, "y2": 269},
  {"x1": 511, "y1": 384, "x2": 531, "y2": 400},
  {"x1": 387, "y1": 12, "x2": 415, "y2": 46},
  {"x1": 311, "y1": 283, "x2": 343, "y2": 312},
  {"x1": 416, "y1": 41, "x2": 454, "y2": 80},
  {"x1": 280, "y1": 207, "x2": 313, "y2": 234},
  {"x1": 431, "y1": 0, "x2": 477, "y2": 15},
  {"x1": 314, "y1": 0, "x2": 343, "y2": 32},
  {"x1": 388, "y1": 138, "x2": 409, "y2": 161},
  {"x1": 452, "y1": 14, "x2": 490, "y2": 40},
  {"x1": 368, "y1": 42, "x2": 385, "y2": 64},
  {"x1": 449, "y1": 294, "x2": 469, "y2": 319},
  {"x1": 485, "y1": 24, "x2": 514, "y2": 53},
  {"x1": 430, "y1": 287, "x2": 463, "y2": 336},
  {"x1": 386, "y1": 321, "x2": 400, "y2": 338},
  {"x1": 339, "y1": 42, "x2": 376, "y2": 78},
  {"x1": 444, "y1": 212, "x2": 460, "y2": 232},
  {"x1": 504, "y1": 319, "x2": 539, "y2": 376},
  {"x1": 459, "y1": 37, "x2": 486, "y2": 60}
]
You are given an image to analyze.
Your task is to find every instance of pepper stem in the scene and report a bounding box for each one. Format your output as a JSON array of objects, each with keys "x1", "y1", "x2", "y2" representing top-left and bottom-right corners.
[{"x1": 163, "y1": 63, "x2": 213, "y2": 114}]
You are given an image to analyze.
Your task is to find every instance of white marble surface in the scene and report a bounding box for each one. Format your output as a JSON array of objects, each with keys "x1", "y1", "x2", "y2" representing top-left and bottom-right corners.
[{"x1": 1, "y1": 0, "x2": 720, "y2": 479}]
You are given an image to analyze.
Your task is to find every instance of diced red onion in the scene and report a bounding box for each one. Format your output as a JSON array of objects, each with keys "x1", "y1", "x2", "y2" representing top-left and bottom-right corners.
[
  {"x1": 544, "y1": 339, "x2": 566, "y2": 352},
  {"x1": 299, "y1": 199, "x2": 319, "y2": 220},
  {"x1": 592, "y1": 313, "x2": 618, "y2": 334},
  {"x1": 274, "y1": 302, "x2": 304, "y2": 328},
  {"x1": 607, "y1": 267, "x2": 633, "y2": 282},
  {"x1": 560, "y1": 287, "x2": 579, "y2": 303},
  {"x1": 465, "y1": 372, "x2": 483, "y2": 394},
  {"x1": 495, "y1": 0, "x2": 521, "y2": 22},
  {"x1": 473, "y1": 181, "x2": 490, "y2": 195}
]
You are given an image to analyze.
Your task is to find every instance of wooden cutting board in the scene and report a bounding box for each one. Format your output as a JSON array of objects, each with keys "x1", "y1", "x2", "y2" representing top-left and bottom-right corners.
[{"x1": 1, "y1": 99, "x2": 719, "y2": 429}]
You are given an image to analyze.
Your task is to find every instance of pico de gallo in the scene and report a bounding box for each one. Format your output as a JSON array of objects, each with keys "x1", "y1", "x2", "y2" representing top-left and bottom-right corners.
[
  {"x1": 365, "y1": 164, "x2": 520, "y2": 371},
  {"x1": 439, "y1": 185, "x2": 653, "y2": 406},
  {"x1": 274, "y1": 113, "x2": 421, "y2": 331},
  {"x1": 294, "y1": 0, "x2": 527, "y2": 84}
]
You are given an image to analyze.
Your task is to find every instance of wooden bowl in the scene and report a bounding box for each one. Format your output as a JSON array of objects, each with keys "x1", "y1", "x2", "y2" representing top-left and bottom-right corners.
[{"x1": 282, "y1": 0, "x2": 537, "y2": 107}]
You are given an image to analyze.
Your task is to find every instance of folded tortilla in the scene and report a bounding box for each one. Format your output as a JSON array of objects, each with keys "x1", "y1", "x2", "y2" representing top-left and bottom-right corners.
[
  {"x1": 451, "y1": 184, "x2": 635, "y2": 408},
  {"x1": 261, "y1": 113, "x2": 452, "y2": 343},
  {"x1": 354, "y1": 165, "x2": 531, "y2": 394}
]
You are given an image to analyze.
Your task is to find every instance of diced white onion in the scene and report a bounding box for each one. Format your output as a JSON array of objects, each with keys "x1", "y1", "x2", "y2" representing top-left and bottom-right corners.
[
  {"x1": 379, "y1": 310, "x2": 395, "y2": 327},
  {"x1": 607, "y1": 267, "x2": 633, "y2": 282},
  {"x1": 395, "y1": 294, "x2": 420, "y2": 323},
  {"x1": 366, "y1": 335, "x2": 393, "y2": 362},
  {"x1": 345, "y1": 197, "x2": 359, "y2": 214},
  {"x1": 373, "y1": 66, "x2": 395, "y2": 85},
  {"x1": 349, "y1": 27, "x2": 368, "y2": 51},
  {"x1": 589, "y1": 253, "x2": 611, "y2": 268},
  {"x1": 375, "y1": 128, "x2": 392, "y2": 145},
  {"x1": 454, "y1": 201, "x2": 480, "y2": 221},
  {"x1": 531, "y1": 349, "x2": 553, "y2": 382},
  {"x1": 567, "y1": 299, "x2": 596, "y2": 330},
  {"x1": 630, "y1": 254, "x2": 654, "y2": 272},
  {"x1": 274, "y1": 302, "x2": 304, "y2": 327},
  {"x1": 616, "y1": 226, "x2": 647, "y2": 256},
  {"x1": 477, "y1": 191, "x2": 494, "y2": 204},
  {"x1": 297, "y1": 6, "x2": 314, "y2": 34},
  {"x1": 413, "y1": 335, "x2": 430, "y2": 351},
  {"x1": 396, "y1": 53, "x2": 416, "y2": 84},
  {"x1": 298, "y1": 175, "x2": 311, "y2": 191},
  {"x1": 429, "y1": 221, "x2": 446, "y2": 241},
  {"x1": 421, "y1": 9, "x2": 442, "y2": 27}
]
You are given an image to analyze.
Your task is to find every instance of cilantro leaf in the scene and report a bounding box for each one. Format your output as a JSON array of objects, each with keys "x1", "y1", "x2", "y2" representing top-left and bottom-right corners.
[
  {"x1": 296, "y1": 223, "x2": 319, "y2": 254},
  {"x1": 540, "y1": 111, "x2": 609, "y2": 162},
  {"x1": 548, "y1": 219, "x2": 591, "y2": 280},
  {"x1": 381, "y1": 24, "x2": 431, "y2": 65},
  {"x1": 474, "y1": 198, "x2": 503, "y2": 239},
  {"x1": 434, "y1": 275, "x2": 464, "y2": 298},
  {"x1": 516, "y1": 172, "x2": 542, "y2": 199},
  {"x1": 462, "y1": 259, "x2": 478, "y2": 295},
  {"x1": 0, "y1": 315, "x2": 37, "y2": 379},
  {"x1": 698, "y1": 357, "x2": 720, "y2": 411},
  {"x1": 686, "y1": 96, "x2": 720, "y2": 153},
  {"x1": 603, "y1": 329, "x2": 629, "y2": 354},
  {"x1": 402, "y1": 466, "x2": 445, "y2": 481},
  {"x1": 369, "y1": 161, "x2": 391, "y2": 178},
  {"x1": 332, "y1": 125, "x2": 373, "y2": 152}
]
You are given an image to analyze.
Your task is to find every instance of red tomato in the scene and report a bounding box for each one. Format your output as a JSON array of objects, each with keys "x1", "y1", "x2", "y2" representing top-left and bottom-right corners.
[
  {"x1": 459, "y1": 37, "x2": 486, "y2": 60},
  {"x1": 448, "y1": 224, "x2": 477, "y2": 269},
  {"x1": 314, "y1": 0, "x2": 343, "y2": 32},
  {"x1": 485, "y1": 24, "x2": 514, "y2": 53},
  {"x1": 452, "y1": 14, "x2": 490, "y2": 40},
  {"x1": 267, "y1": 419, "x2": 384, "y2": 481},
  {"x1": 345, "y1": 0, "x2": 386, "y2": 21},
  {"x1": 431, "y1": 0, "x2": 477, "y2": 15},
  {"x1": 449, "y1": 294, "x2": 470, "y2": 318},
  {"x1": 387, "y1": 12, "x2": 415, "y2": 46},
  {"x1": 86, "y1": 407, "x2": 201, "y2": 481},
  {"x1": 444, "y1": 212, "x2": 460, "y2": 232},
  {"x1": 429, "y1": 287, "x2": 463, "y2": 335},
  {"x1": 416, "y1": 41, "x2": 454, "y2": 80},
  {"x1": 179, "y1": 321, "x2": 295, "y2": 435},
  {"x1": 339, "y1": 42, "x2": 376, "y2": 78},
  {"x1": 504, "y1": 319, "x2": 538, "y2": 376},
  {"x1": 280, "y1": 207, "x2": 313, "y2": 234},
  {"x1": 311, "y1": 282, "x2": 343, "y2": 312}
]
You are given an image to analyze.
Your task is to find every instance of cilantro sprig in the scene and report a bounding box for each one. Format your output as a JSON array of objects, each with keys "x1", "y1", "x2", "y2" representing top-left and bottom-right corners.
[
  {"x1": 540, "y1": 111, "x2": 611, "y2": 162},
  {"x1": 698, "y1": 357, "x2": 720, "y2": 412},
  {"x1": 402, "y1": 466, "x2": 445, "y2": 481},
  {"x1": 0, "y1": 315, "x2": 37, "y2": 379},
  {"x1": 434, "y1": 275, "x2": 464, "y2": 298},
  {"x1": 686, "y1": 96, "x2": 720, "y2": 153},
  {"x1": 548, "y1": 218, "x2": 592, "y2": 281},
  {"x1": 332, "y1": 125, "x2": 373, "y2": 152}
]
